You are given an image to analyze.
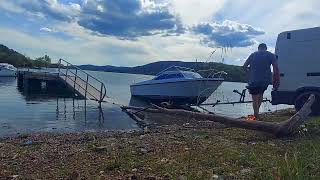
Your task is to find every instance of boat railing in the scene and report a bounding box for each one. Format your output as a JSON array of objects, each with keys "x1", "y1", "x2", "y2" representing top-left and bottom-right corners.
[
  {"x1": 156, "y1": 66, "x2": 227, "y2": 79},
  {"x1": 211, "y1": 71, "x2": 228, "y2": 79},
  {"x1": 155, "y1": 66, "x2": 196, "y2": 76},
  {"x1": 197, "y1": 69, "x2": 227, "y2": 79},
  {"x1": 57, "y1": 59, "x2": 107, "y2": 104}
]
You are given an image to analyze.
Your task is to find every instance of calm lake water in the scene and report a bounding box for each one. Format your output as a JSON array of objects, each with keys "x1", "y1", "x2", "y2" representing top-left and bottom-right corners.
[{"x1": 0, "y1": 70, "x2": 291, "y2": 136}]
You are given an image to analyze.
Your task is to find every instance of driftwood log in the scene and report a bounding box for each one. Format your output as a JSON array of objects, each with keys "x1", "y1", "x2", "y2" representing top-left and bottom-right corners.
[{"x1": 121, "y1": 95, "x2": 315, "y2": 136}]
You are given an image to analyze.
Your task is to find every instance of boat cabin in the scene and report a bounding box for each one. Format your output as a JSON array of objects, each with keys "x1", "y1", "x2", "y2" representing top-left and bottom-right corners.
[{"x1": 153, "y1": 71, "x2": 202, "y2": 80}]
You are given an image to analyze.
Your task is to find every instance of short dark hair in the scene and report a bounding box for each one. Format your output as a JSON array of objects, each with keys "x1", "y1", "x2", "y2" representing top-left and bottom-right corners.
[{"x1": 258, "y1": 43, "x2": 267, "y2": 50}]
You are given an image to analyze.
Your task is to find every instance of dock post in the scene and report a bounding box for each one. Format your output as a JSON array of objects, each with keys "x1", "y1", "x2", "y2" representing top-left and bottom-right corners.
[
  {"x1": 17, "y1": 71, "x2": 24, "y2": 88},
  {"x1": 73, "y1": 69, "x2": 78, "y2": 96},
  {"x1": 65, "y1": 64, "x2": 69, "y2": 82},
  {"x1": 85, "y1": 75, "x2": 88, "y2": 99},
  {"x1": 99, "y1": 82, "x2": 103, "y2": 108},
  {"x1": 58, "y1": 59, "x2": 61, "y2": 75}
]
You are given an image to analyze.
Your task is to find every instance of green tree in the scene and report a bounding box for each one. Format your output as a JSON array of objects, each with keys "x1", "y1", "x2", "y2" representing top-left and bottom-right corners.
[{"x1": 33, "y1": 55, "x2": 52, "y2": 67}]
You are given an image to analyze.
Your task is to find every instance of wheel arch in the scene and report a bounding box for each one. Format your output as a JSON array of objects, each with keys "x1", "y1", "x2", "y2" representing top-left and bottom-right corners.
[
  {"x1": 295, "y1": 87, "x2": 320, "y2": 99},
  {"x1": 294, "y1": 87, "x2": 320, "y2": 116}
]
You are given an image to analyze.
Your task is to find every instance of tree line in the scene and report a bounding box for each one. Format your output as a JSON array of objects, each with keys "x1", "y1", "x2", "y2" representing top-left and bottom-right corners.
[{"x1": 0, "y1": 44, "x2": 53, "y2": 67}]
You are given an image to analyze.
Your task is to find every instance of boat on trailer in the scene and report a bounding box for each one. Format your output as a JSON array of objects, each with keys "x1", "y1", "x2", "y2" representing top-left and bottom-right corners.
[{"x1": 130, "y1": 66, "x2": 226, "y2": 105}]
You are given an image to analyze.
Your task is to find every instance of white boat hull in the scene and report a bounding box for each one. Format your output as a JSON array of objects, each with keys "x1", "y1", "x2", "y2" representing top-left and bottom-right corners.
[
  {"x1": 130, "y1": 79, "x2": 223, "y2": 105},
  {"x1": 0, "y1": 69, "x2": 16, "y2": 77}
]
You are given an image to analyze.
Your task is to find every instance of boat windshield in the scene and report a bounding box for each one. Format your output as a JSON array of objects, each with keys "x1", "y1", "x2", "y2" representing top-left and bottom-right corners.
[
  {"x1": 182, "y1": 72, "x2": 203, "y2": 79},
  {"x1": 154, "y1": 72, "x2": 184, "y2": 80}
]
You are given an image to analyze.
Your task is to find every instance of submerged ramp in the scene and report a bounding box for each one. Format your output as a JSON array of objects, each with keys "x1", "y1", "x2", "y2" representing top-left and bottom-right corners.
[
  {"x1": 17, "y1": 59, "x2": 107, "y2": 106},
  {"x1": 58, "y1": 59, "x2": 107, "y2": 104},
  {"x1": 59, "y1": 75, "x2": 104, "y2": 102}
]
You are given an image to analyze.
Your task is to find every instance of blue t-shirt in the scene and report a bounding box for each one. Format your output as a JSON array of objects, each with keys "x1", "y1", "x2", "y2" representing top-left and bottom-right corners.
[{"x1": 247, "y1": 50, "x2": 276, "y2": 87}]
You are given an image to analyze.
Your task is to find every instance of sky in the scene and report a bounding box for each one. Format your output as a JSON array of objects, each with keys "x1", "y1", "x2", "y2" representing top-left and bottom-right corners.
[{"x1": 0, "y1": 0, "x2": 319, "y2": 66}]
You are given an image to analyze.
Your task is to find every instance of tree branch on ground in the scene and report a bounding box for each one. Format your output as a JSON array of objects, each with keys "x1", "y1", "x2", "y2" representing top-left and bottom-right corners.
[{"x1": 121, "y1": 95, "x2": 316, "y2": 137}]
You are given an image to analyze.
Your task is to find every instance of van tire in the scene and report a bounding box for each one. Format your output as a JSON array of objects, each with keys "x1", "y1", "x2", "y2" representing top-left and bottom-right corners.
[{"x1": 294, "y1": 91, "x2": 320, "y2": 116}]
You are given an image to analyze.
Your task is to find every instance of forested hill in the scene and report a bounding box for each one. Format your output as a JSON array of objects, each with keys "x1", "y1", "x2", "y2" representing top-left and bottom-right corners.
[
  {"x1": 0, "y1": 44, "x2": 31, "y2": 67},
  {"x1": 79, "y1": 61, "x2": 247, "y2": 82},
  {"x1": 0, "y1": 44, "x2": 247, "y2": 82},
  {"x1": 0, "y1": 44, "x2": 52, "y2": 67}
]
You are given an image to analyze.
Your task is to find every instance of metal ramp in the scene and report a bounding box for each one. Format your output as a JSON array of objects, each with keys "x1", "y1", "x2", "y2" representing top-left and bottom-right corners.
[{"x1": 58, "y1": 59, "x2": 107, "y2": 106}]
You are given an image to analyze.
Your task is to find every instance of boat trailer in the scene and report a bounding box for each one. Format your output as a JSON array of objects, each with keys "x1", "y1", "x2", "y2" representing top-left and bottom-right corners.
[{"x1": 199, "y1": 89, "x2": 271, "y2": 107}]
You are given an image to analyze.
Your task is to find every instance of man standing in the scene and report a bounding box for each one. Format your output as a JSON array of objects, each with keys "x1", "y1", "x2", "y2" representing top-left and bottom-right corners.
[{"x1": 243, "y1": 43, "x2": 280, "y2": 119}]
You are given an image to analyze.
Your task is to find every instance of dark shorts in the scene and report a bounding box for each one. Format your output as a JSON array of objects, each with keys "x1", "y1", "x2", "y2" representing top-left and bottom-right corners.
[{"x1": 247, "y1": 85, "x2": 268, "y2": 95}]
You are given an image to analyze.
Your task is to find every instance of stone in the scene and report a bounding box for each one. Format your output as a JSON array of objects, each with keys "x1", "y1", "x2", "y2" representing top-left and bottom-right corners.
[
  {"x1": 143, "y1": 127, "x2": 150, "y2": 133},
  {"x1": 140, "y1": 148, "x2": 148, "y2": 154},
  {"x1": 212, "y1": 174, "x2": 219, "y2": 179},
  {"x1": 240, "y1": 168, "x2": 252, "y2": 174},
  {"x1": 161, "y1": 158, "x2": 169, "y2": 163},
  {"x1": 94, "y1": 146, "x2": 108, "y2": 153}
]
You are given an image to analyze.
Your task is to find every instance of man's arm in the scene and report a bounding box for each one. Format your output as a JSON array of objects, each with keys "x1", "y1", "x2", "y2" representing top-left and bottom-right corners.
[
  {"x1": 272, "y1": 59, "x2": 280, "y2": 90},
  {"x1": 242, "y1": 54, "x2": 252, "y2": 72}
]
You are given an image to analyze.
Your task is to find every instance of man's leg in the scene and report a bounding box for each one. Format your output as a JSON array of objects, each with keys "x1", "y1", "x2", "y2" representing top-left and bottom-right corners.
[
  {"x1": 252, "y1": 94, "x2": 260, "y2": 117},
  {"x1": 256, "y1": 93, "x2": 264, "y2": 118},
  {"x1": 252, "y1": 94, "x2": 264, "y2": 117}
]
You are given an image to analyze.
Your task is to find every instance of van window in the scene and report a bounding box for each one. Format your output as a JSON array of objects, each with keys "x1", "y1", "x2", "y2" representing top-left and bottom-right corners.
[{"x1": 287, "y1": 33, "x2": 291, "y2": 39}]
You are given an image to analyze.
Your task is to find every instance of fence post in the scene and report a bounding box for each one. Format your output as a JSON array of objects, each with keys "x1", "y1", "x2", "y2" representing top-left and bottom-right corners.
[
  {"x1": 58, "y1": 59, "x2": 61, "y2": 75},
  {"x1": 73, "y1": 69, "x2": 78, "y2": 93},
  {"x1": 65, "y1": 64, "x2": 69, "y2": 82},
  {"x1": 99, "y1": 82, "x2": 103, "y2": 107},
  {"x1": 85, "y1": 75, "x2": 89, "y2": 99}
]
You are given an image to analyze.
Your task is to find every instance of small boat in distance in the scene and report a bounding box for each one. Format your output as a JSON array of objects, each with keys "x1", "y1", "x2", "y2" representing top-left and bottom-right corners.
[
  {"x1": 130, "y1": 66, "x2": 226, "y2": 105},
  {"x1": 0, "y1": 63, "x2": 17, "y2": 77}
]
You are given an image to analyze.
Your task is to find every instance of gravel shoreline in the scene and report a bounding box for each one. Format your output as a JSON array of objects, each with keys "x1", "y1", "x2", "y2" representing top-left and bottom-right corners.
[{"x1": 1, "y1": 109, "x2": 319, "y2": 179}]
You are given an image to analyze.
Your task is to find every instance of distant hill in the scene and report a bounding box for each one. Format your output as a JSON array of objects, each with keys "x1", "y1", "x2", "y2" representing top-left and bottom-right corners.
[
  {"x1": 0, "y1": 44, "x2": 52, "y2": 67},
  {"x1": 0, "y1": 44, "x2": 247, "y2": 82},
  {"x1": 79, "y1": 61, "x2": 247, "y2": 82},
  {"x1": 0, "y1": 44, "x2": 32, "y2": 67}
]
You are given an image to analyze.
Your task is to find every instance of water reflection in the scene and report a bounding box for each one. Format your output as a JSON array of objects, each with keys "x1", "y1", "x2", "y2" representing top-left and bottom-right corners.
[
  {"x1": 0, "y1": 77, "x2": 16, "y2": 87},
  {"x1": 53, "y1": 97, "x2": 105, "y2": 127},
  {"x1": 0, "y1": 77, "x2": 138, "y2": 136}
]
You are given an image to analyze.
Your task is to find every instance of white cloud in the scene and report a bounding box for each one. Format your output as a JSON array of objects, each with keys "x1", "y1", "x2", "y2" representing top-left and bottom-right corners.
[
  {"x1": 215, "y1": 0, "x2": 320, "y2": 47},
  {"x1": 0, "y1": 0, "x2": 319, "y2": 67},
  {"x1": 0, "y1": 1, "x2": 24, "y2": 13},
  {"x1": 40, "y1": 27, "x2": 54, "y2": 32},
  {"x1": 192, "y1": 20, "x2": 265, "y2": 48},
  {"x1": 170, "y1": 0, "x2": 226, "y2": 25}
]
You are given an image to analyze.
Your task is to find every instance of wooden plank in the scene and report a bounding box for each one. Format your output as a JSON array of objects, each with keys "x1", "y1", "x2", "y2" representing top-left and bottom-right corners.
[{"x1": 59, "y1": 75, "x2": 102, "y2": 102}]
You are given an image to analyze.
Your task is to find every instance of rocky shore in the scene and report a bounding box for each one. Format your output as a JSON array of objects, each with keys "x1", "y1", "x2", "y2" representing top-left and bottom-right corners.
[{"x1": 1, "y1": 109, "x2": 319, "y2": 179}]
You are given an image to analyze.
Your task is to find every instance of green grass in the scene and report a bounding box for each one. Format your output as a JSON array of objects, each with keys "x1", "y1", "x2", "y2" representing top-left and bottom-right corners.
[{"x1": 1, "y1": 111, "x2": 320, "y2": 179}]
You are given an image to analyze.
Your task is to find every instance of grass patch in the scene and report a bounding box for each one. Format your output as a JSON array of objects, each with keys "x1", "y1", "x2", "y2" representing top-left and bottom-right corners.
[
  {"x1": 104, "y1": 160, "x2": 122, "y2": 172},
  {"x1": 277, "y1": 152, "x2": 311, "y2": 180},
  {"x1": 0, "y1": 110, "x2": 320, "y2": 179}
]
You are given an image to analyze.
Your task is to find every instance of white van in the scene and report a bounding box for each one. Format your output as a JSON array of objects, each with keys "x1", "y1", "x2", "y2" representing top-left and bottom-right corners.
[{"x1": 272, "y1": 27, "x2": 320, "y2": 115}]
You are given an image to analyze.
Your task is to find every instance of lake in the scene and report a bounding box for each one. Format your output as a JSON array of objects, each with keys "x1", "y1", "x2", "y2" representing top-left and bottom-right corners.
[{"x1": 0, "y1": 71, "x2": 291, "y2": 136}]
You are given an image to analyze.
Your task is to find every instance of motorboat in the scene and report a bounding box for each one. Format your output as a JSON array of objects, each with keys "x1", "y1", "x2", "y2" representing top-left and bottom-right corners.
[
  {"x1": 0, "y1": 63, "x2": 17, "y2": 77},
  {"x1": 130, "y1": 66, "x2": 226, "y2": 105}
]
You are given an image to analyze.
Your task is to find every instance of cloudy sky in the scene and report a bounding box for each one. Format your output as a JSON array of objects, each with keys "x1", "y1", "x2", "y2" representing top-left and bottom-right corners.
[{"x1": 0, "y1": 0, "x2": 319, "y2": 66}]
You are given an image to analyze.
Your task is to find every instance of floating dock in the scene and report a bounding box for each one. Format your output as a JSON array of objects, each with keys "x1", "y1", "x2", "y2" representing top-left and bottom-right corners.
[{"x1": 18, "y1": 59, "x2": 107, "y2": 106}]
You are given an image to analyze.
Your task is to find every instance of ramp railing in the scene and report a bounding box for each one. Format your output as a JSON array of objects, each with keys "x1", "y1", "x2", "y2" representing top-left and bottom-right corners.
[{"x1": 57, "y1": 59, "x2": 107, "y2": 105}]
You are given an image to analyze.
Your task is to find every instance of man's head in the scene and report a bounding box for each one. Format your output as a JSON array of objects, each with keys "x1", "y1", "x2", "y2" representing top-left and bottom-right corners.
[{"x1": 258, "y1": 43, "x2": 267, "y2": 51}]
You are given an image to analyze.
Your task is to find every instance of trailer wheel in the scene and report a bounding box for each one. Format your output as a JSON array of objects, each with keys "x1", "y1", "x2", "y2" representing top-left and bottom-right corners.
[{"x1": 294, "y1": 91, "x2": 320, "y2": 116}]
